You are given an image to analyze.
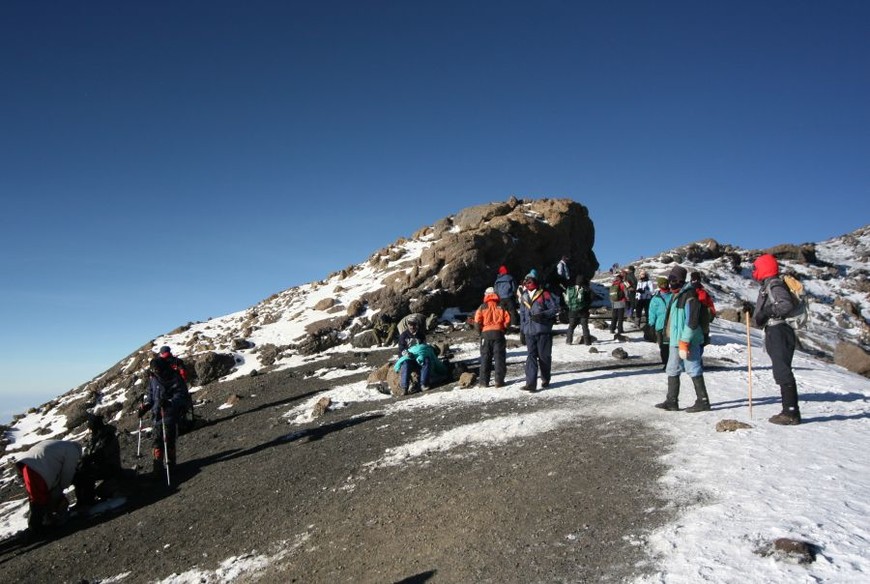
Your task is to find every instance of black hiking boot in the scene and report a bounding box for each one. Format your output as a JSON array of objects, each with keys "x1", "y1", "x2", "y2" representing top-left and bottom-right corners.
[
  {"x1": 655, "y1": 376, "x2": 680, "y2": 411},
  {"x1": 685, "y1": 376, "x2": 711, "y2": 412}
]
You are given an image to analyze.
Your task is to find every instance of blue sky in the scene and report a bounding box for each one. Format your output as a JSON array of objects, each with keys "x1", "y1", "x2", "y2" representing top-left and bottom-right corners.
[{"x1": 1, "y1": 1, "x2": 868, "y2": 423}]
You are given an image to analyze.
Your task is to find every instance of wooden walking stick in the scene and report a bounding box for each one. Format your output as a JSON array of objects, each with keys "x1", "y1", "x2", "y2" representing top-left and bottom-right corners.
[{"x1": 746, "y1": 311, "x2": 753, "y2": 419}]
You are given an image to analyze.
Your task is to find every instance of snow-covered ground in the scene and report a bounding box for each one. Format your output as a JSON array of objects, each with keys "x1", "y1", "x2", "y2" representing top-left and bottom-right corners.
[{"x1": 3, "y1": 318, "x2": 869, "y2": 583}]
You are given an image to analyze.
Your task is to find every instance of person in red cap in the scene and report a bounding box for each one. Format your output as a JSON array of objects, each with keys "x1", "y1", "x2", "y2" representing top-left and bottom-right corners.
[
  {"x1": 751, "y1": 254, "x2": 802, "y2": 425},
  {"x1": 493, "y1": 265, "x2": 519, "y2": 329}
]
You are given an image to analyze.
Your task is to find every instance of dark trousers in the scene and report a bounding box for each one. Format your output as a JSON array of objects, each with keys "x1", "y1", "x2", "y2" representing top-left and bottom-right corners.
[
  {"x1": 479, "y1": 331, "x2": 507, "y2": 385},
  {"x1": 655, "y1": 331, "x2": 670, "y2": 365},
  {"x1": 400, "y1": 357, "x2": 431, "y2": 390},
  {"x1": 500, "y1": 298, "x2": 520, "y2": 330},
  {"x1": 635, "y1": 299, "x2": 651, "y2": 323},
  {"x1": 609, "y1": 307, "x2": 625, "y2": 334},
  {"x1": 765, "y1": 323, "x2": 798, "y2": 409},
  {"x1": 566, "y1": 310, "x2": 591, "y2": 344},
  {"x1": 525, "y1": 332, "x2": 552, "y2": 388}
]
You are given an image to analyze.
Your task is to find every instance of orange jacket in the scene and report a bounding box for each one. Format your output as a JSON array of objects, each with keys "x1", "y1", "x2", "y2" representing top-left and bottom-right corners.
[{"x1": 474, "y1": 294, "x2": 511, "y2": 333}]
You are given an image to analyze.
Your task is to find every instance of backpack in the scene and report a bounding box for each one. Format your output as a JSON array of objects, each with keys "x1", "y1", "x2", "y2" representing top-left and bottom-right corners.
[
  {"x1": 566, "y1": 286, "x2": 590, "y2": 311},
  {"x1": 780, "y1": 274, "x2": 809, "y2": 328},
  {"x1": 609, "y1": 282, "x2": 624, "y2": 303}
]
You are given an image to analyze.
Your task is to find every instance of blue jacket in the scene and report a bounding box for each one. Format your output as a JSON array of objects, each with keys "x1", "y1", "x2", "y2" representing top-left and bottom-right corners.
[
  {"x1": 493, "y1": 273, "x2": 516, "y2": 300},
  {"x1": 394, "y1": 343, "x2": 449, "y2": 378},
  {"x1": 666, "y1": 284, "x2": 704, "y2": 348},
  {"x1": 648, "y1": 290, "x2": 673, "y2": 332},
  {"x1": 519, "y1": 288, "x2": 560, "y2": 336}
]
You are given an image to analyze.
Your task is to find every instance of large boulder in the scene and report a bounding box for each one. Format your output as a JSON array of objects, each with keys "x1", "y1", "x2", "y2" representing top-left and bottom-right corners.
[
  {"x1": 834, "y1": 341, "x2": 870, "y2": 377},
  {"x1": 194, "y1": 352, "x2": 238, "y2": 386}
]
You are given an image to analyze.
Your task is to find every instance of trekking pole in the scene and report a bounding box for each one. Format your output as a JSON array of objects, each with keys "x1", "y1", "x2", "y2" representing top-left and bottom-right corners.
[
  {"x1": 160, "y1": 407, "x2": 171, "y2": 487},
  {"x1": 745, "y1": 311, "x2": 753, "y2": 419},
  {"x1": 136, "y1": 418, "x2": 143, "y2": 458}
]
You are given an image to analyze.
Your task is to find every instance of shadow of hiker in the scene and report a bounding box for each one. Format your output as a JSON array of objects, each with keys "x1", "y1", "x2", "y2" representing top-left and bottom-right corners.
[
  {"x1": 801, "y1": 412, "x2": 870, "y2": 424},
  {"x1": 394, "y1": 570, "x2": 437, "y2": 584},
  {"x1": 181, "y1": 413, "x2": 385, "y2": 474}
]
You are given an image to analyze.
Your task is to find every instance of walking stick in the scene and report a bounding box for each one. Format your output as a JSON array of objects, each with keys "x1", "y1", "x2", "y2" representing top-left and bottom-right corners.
[
  {"x1": 136, "y1": 418, "x2": 143, "y2": 458},
  {"x1": 160, "y1": 407, "x2": 171, "y2": 487},
  {"x1": 746, "y1": 311, "x2": 753, "y2": 419}
]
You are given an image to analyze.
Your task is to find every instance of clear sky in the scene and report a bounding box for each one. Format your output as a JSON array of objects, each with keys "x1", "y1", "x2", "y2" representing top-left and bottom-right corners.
[{"x1": 2, "y1": 1, "x2": 868, "y2": 422}]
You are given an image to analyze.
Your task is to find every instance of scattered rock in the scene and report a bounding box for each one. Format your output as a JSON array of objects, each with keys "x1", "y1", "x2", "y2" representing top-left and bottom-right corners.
[
  {"x1": 716, "y1": 419, "x2": 753, "y2": 432},
  {"x1": 611, "y1": 348, "x2": 629, "y2": 360},
  {"x1": 232, "y1": 338, "x2": 254, "y2": 350},
  {"x1": 225, "y1": 394, "x2": 242, "y2": 406},
  {"x1": 194, "y1": 352, "x2": 238, "y2": 385},
  {"x1": 314, "y1": 298, "x2": 337, "y2": 311},
  {"x1": 312, "y1": 397, "x2": 332, "y2": 418},
  {"x1": 458, "y1": 372, "x2": 477, "y2": 388},
  {"x1": 834, "y1": 341, "x2": 870, "y2": 376},
  {"x1": 756, "y1": 537, "x2": 819, "y2": 564},
  {"x1": 351, "y1": 329, "x2": 380, "y2": 349},
  {"x1": 589, "y1": 347, "x2": 600, "y2": 354}
]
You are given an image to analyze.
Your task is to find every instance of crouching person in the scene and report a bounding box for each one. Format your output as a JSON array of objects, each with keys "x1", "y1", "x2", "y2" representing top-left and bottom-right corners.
[
  {"x1": 14, "y1": 440, "x2": 82, "y2": 538},
  {"x1": 73, "y1": 413, "x2": 122, "y2": 506}
]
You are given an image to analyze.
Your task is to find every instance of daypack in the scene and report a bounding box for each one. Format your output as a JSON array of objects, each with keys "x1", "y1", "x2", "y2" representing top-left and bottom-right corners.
[
  {"x1": 609, "y1": 282, "x2": 625, "y2": 303},
  {"x1": 780, "y1": 274, "x2": 809, "y2": 328},
  {"x1": 565, "y1": 286, "x2": 591, "y2": 311}
]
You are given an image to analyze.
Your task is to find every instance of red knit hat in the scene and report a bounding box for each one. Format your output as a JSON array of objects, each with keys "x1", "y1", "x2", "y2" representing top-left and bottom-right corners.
[{"x1": 498, "y1": 265, "x2": 508, "y2": 275}]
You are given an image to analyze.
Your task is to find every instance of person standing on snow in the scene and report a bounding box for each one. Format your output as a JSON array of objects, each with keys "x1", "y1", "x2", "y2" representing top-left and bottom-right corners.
[
  {"x1": 473, "y1": 287, "x2": 511, "y2": 388},
  {"x1": 750, "y1": 254, "x2": 802, "y2": 425},
  {"x1": 493, "y1": 265, "x2": 519, "y2": 330},
  {"x1": 564, "y1": 274, "x2": 593, "y2": 345},
  {"x1": 654, "y1": 265, "x2": 711, "y2": 413},
  {"x1": 518, "y1": 273, "x2": 559, "y2": 391},
  {"x1": 634, "y1": 270, "x2": 656, "y2": 326},
  {"x1": 647, "y1": 276, "x2": 673, "y2": 368}
]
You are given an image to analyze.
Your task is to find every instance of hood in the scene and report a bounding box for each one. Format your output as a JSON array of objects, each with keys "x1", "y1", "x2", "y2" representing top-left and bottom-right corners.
[{"x1": 753, "y1": 253, "x2": 779, "y2": 281}]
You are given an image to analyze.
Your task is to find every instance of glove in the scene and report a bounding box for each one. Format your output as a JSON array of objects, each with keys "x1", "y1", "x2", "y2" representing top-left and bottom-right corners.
[
  {"x1": 531, "y1": 314, "x2": 549, "y2": 324},
  {"x1": 136, "y1": 403, "x2": 149, "y2": 418},
  {"x1": 741, "y1": 301, "x2": 754, "y2": 315},
  {"x1": 678, "y1": 341, "x2": 690, "y2": 360},
  {"x1": 401, "y1": 350, "x2": 409, "y2": 357}
]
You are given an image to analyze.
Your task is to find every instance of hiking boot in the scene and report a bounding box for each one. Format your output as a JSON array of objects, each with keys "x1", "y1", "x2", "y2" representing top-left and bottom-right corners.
[
  {"x1": 421, "y1": 385, "x2": 431, "y2": 391},
  {"x1": 655, "y1": 376, "x2": 680, "y2": 411},
  {"x1": 541, "y1": 380, "x2": 550, "y2": 389},
  {"x1": 685, "y1": 376, "x2": 711, "y2": 413},
  {"x1": 522, "y1": 384, "x2": 537, "y2": 392},
  {"x1": 494, "y1": 381, "x2": 504, "y2": 388},
  {"x1": 769, "y1": 411, "x2": 801, "y2": 425}
]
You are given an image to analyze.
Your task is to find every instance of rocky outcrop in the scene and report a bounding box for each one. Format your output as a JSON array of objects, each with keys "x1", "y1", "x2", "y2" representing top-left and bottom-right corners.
[
  {"x1": 834, "y1": 341, "x2": 870, "y2": 377},
  {"x1": 363, "y1": 197, "x2": 598, "y2": 322}
]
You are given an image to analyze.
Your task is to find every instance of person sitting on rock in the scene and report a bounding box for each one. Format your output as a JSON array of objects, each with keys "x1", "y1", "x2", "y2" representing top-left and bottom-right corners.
[
  {"x1": 396, "y1": 318, "x2": 429, "y2": 392},
  {"x1": 13, "y1": 439, "x2": 82, "y2": 538},
  {"x1": 73, "y1": 413, "x2": 123, "y2": 507}
]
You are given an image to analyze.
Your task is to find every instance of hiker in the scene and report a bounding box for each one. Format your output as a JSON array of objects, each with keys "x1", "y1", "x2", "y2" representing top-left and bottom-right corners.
[
  {"x1": 751, "y1": 254, "x2": 802, "y2": 425},
  {"x1": 138, "y1": 348, "x2": 190, "y2": 478},
  {"x1": 608, "y1": 272, "x2": 628, "y2": 338},
  {"x1": 647, "y1": 276, "x2": 673, "y2": 368},
  {"x1": 152, "y1": 345, "x2": 193, "y2": 431},
  {"x1": 623, "y1": 266, "x2": 638, "y2": 321},
  {"x1": 564, "y1": 274, "x2": 593, "y2": 345},
  {"x1": 655, "y1": 265, "x2": 711, "y2": 413},
  {"x1": 494, "y1": 265, "x2": 520, "y2": 329},
  {"x1": 72, "y1": 413, "x2": 123, "y2": 507},
  {"x1": 519, "y1": 273, "x2": 560, "y2": 391},
  {"x1": 13, "y1": 440, "x2": 82, "y2": 537},
  {"x1": 635, "y1": 270, "x2": 656, "y2": 326},
  {"x1": 516, "y1": 270, "x2": 539, "y2": 344},
  {"x1": 690, "y1": 271, "x2": 717, "y2": 353},
  {"x1": 554, "y1": 255, "x2": 571, "y2": 314},
  {"x1": 397, "y1": 312, "x2": 428, "y2": 335},
  {"x1": 473, "y1": 287, "x2": 511, "y2": 387},
  {"x1": 373, "y1": 314, "x2": 397, "y2": 346},
  {"x1": 396, "y1": 318, "x2": 430, "y2": 391}
]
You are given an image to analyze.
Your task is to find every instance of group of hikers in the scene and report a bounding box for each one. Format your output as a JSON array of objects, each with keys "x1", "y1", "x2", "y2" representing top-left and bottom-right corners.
[
  {"x1": 9, "y1": 346, "x2": 193, "y2": 540},
  {"x1": 467, "y1": 254, "x2": 802, "y2": 426},
  {"x1": 9, "y1": 251, "x2": 804, "y2": 541}
]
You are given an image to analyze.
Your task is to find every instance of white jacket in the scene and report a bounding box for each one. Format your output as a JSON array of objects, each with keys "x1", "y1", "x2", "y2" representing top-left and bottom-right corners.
[{"x1": 17, "y1": 440, "x2": 82, "y2": 493}]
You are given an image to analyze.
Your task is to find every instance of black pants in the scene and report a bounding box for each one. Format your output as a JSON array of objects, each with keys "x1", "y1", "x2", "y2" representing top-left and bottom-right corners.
[
  {"x1": 765, "y1": 323, "x2": 798, "y2": 409},
  {"x1": 566, "y1": 310, "x2": 591, "y2": 344},
  {"x1": 609, "y1": 307, "x2": 625, "y2": 334},
  {"x1": 479, "y1": 331, "x2": 507, "y2": 385},
  {"x1": 500, "y1": 298, "x2": 520, "y2": 330},
  {"x1": 655, "y1": 330, "x2": 670, "y2": 365}
]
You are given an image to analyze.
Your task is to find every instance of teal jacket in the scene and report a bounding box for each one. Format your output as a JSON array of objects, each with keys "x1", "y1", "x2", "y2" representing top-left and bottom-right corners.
[
  {"x1": 394, "y1": 343, "x2": 449, "y2": 378},
  {"x1": 667, "y1": 284, "x2": 704, "y2": 348},
  {"x1": 648, "y1": 290, "x2": 673, "y2": 333}
]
